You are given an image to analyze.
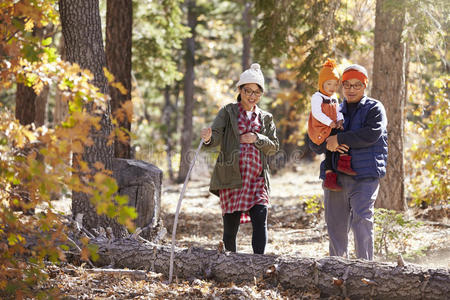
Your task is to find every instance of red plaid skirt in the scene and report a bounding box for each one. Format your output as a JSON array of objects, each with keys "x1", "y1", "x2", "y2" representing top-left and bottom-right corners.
[{"x1": 219, "y1": 104, "x2": 269, "y2": 223}]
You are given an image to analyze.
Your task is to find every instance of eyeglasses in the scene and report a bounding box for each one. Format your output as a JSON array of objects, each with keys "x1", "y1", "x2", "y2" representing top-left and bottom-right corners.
[
  {"x1": 242, "y1": 87, "x2": 263, "y2": 98},
  {"x1": 343, "y1": 81, "x2": 364, "y2": 90}
]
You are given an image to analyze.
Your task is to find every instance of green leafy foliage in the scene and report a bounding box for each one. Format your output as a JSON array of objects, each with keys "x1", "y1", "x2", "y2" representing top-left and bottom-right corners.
[
  {"x1": 132, "y1": 0, "x2": 247, "y2": 170},
  {"x1": 252, "y1": 0, "x2": 361, "y2": 150},
  {"x1": 374, "y1": 208, "x2": 422, "y2": 259},
  {"x1": 403, "y1": 0, "x2": 449, "y2": 206},
  {"x1": 253, "y1": 0, "x2": 358, "y2": 70},
  {"x1": 303, "y1": 194, "x2": 323, "y2": 215},
  {"x1": 405, "y1": 0, "x2": 448, "y2": 47},
  {"x1": 407, "y1": 76, "x2": 449, "y2": 206},
  {"x1": 132, "y1": 0, "x2": 190, "y2": 86}
]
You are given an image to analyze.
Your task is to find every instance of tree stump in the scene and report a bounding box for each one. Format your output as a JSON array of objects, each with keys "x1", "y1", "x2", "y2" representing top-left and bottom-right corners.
[{"x1": 113, "y1": 159, "x2": 163, "y2": 240}]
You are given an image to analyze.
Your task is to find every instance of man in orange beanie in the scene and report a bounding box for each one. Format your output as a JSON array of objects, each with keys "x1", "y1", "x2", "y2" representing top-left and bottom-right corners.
[
  {"x1": 308, "y1": 59, "x2": 356, "y2": 192},
  {"x1": 311, "y1": 64, "x2": 388, "y2": 260}
]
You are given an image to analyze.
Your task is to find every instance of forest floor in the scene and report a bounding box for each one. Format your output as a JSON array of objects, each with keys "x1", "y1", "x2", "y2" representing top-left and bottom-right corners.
[
  {"x1": 43, "y1": 157, "x2": 449, "y2": 299},
  {"x1": 161, "y1": 157, "x2": 449, "y2": 267}
]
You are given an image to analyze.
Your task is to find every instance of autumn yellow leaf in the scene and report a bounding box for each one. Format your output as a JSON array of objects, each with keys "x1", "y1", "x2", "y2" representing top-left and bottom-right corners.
[
  {"x1": 116, "y1": 129, "x2": 129, "y2": 144},
  {"x1": 93, "y1": 173, "x2": 107, "y2": 187},
  {"x1": 78, "y1": 161, "x2": 90, "y2": 173},
  {"x1": 22, "y1": 128, "x2": 37, "y2": 143},
  {"x1": 107, "y1": 132, "x2": 115, "y2": 146},
  {"x1": 93, "y1": 161, "x2": 104, "y2": 170},
  {"x1": 33, "y1": 81, "x2": 44, "y2": 95},
  {"x1": 103, "y1": 67, "x2": 115, "y2": 83},
  {"x1": 122, "y1": 100, "x2": 133, "y2": 122},
  {"x1": 112, "y1": 82, "x2": 128, "y2": 95},
  {"x1": 14, "y1": 130, "x2": 26, "y2": 148},
  {"x1": 72, "y1": 140, "x2": 83, "y2": 153},
  {"x1": 114, "y1": 108, "x2": 126, "y2": 122},
  {"x1": 80, "y1": 247, "x2": 90, "y2": 261},
  {"x1": 24, "y1": 19, "x2": 35, "y2": 32}
]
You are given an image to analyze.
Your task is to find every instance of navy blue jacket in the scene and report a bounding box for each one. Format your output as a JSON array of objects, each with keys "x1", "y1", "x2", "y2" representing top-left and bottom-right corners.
[{"x1": 309, "y1": 96, "x2": 388, "y2": 180}]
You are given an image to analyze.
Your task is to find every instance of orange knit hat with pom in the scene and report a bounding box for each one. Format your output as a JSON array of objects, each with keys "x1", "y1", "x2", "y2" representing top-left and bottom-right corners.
[{"x1": 318, "y1": 59, "x2": 340, "y2": 96}]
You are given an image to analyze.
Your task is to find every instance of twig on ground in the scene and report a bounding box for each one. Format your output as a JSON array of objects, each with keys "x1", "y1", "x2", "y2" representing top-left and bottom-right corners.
[
  {"x1": 169, "y1": 139, "x2": 203, "y2": 283},
  {"x1": 65, "y1": 235, "x2": 95, "y2": 268}
]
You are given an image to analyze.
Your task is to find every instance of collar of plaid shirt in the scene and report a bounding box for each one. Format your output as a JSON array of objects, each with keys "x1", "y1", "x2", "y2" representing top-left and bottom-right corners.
[{"x1": 238, "y1": 103, "x2": 260, "y2": 123}]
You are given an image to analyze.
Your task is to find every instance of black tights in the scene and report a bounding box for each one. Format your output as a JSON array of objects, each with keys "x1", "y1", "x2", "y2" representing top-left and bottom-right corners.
[
  {"x1": 222, "y1": 204, "x2": 268, "y2": 254},
  {"x1": 325, "y1": 128, "x2": 349, "y2": 171}
]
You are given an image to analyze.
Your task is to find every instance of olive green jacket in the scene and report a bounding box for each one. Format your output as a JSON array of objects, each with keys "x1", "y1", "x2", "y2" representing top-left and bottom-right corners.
[{"x1": 203, "y1": 103, "x2": 279, "y2": 196}]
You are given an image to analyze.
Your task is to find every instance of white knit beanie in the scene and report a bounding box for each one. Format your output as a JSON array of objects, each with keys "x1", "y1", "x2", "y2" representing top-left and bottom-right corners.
[
  {"x1": 236, "y1": 63, "x2": 265, "y2": 91},
  {"x1": 343, "y1": 64, "x2": 368, "y2": 78}
]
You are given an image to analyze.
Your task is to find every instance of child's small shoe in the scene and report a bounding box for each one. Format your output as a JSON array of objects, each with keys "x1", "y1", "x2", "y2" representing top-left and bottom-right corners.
[
  {"x1": 323, "y1": 172, "x2": 342, "y2": 191},
  {"x1": 337, "y1": 155, "x2": 357, "y2": 176}
]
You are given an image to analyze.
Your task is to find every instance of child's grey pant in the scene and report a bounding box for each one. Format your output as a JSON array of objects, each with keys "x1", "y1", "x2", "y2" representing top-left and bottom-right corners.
[{"x1": 324, "y1": 175, "x2": 380, "y2": 260}]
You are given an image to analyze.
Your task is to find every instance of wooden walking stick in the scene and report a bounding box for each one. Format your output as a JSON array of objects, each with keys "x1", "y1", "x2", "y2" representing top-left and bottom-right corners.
[{"x1": 168, "y1": 139, "x2": 204, "y2": 283}]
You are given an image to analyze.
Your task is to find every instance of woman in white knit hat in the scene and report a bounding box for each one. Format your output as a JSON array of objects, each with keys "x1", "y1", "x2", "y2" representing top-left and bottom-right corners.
[{"x1": 201, "y1": 63, "x2": 279, "y2": 254}]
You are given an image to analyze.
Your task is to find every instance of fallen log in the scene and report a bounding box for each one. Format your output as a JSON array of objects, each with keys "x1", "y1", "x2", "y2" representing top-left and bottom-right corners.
[{"x1": 90, "y1": 237, "x2": 449, "y2": 299}]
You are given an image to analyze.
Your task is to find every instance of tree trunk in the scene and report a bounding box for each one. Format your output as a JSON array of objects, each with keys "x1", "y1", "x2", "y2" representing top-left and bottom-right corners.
[
  {"x1": 15, "y1": 27, "x2": 49, "y2": 127},
  {"x1": 59, "y1": 0, "x2": 125, "y2": 236},
  {"x1": 162, "y1": 85, "x2": 175, "y2": 181},
  {"x1": 90, "y1": 237, "x2": 449, "y2": 299},
  {"x1": 34, "y1": 85, "x2": 48, "y2": 127},
  {"x1": 15, "y1": 84, "x2": 37, "y2": 125},
  {"x1": 54, "y1": 34, "x2": 69, "y2": 125},
  {"x1": 177, "y1": 0, "x2": 197, "y2": 183},
  {"x1": 371, "y1": 0, "x2": 407, "y2": 211},
  {"x1": 106, "y1": 0, "x2": 132, "y2": 159},
  {"x1": 241, "y1": 1, "x2": 252, "y2": 71},
  {"x1": 15, "y1": 83, "x2": 48, "y2": 127}
]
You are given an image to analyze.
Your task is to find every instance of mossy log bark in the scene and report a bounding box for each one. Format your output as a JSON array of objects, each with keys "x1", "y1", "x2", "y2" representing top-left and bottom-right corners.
[{"x1": 90, "y1": 237, "x2": 449, "y2": 299}]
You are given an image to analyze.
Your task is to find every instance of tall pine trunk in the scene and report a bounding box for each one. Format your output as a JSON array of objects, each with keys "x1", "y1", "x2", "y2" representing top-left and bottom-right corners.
[
  {"x1": 15, "y1": 82, "x2": 48, "y2": 127},
  {"x1": 177, "y1": 0, "x2": 197, "y2": 183},
  {"x1": 371, "y1": 0, "x2": 407, "y2": 211},
  {"x1": 15, "y1": 27, "x2": 49, "y2": 127},
  {"x1": 15, "y1": 84, "x2": 37, "y2": 125},
  {"x1": 34, "y1": 85, "x2": 48, "y2": 127},
  {"x1": 241, "y1": 1, "x2": 252, "y2": 71},
  {"x1": 162, "y1": 85, "x2": 175, "y2": 181},
  {"x1": 59, "y1": 0, "x2": 125, "y2": 235},
  {"x1": 54, "y1": 35, "x2": 68, "y2": 124},
  {"x1": 106, "y1": 0, "x2": 133, "y2": 159}
]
